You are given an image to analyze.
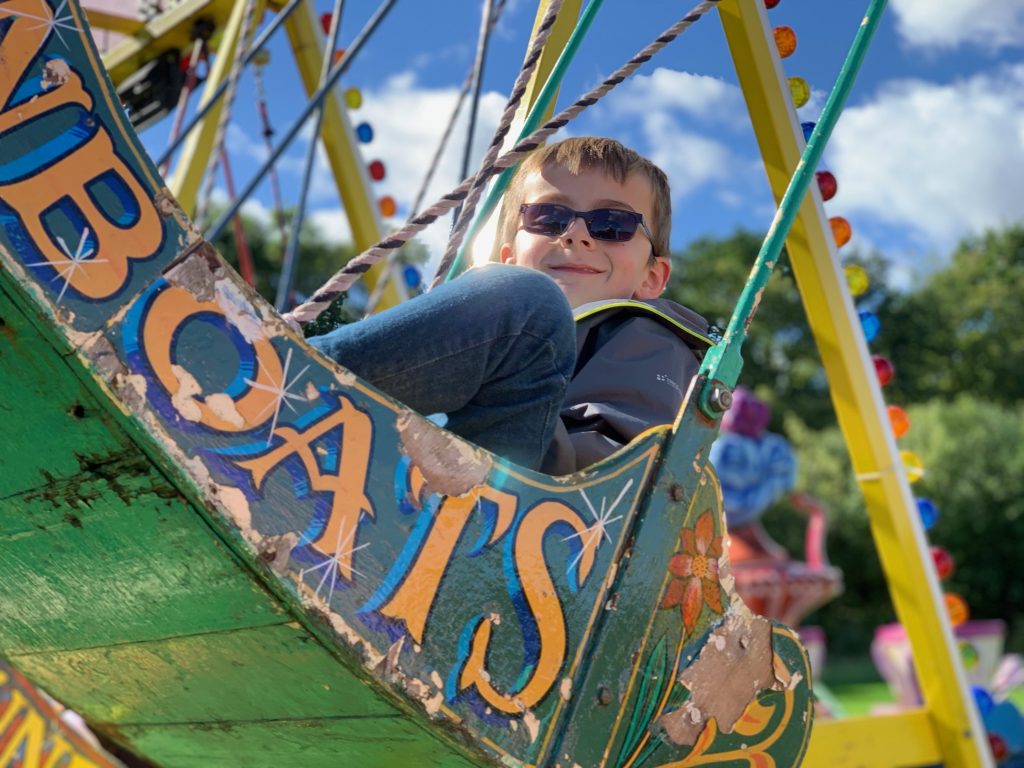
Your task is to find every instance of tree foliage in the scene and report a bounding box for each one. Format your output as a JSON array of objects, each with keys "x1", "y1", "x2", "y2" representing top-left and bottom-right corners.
[
  {"x1": 879, "y1": 226, "x2": 1024, "y2": 406},
  {"x1": 672, "y1": 226, "x2": 1024, "y2": 656},
  {"x1": 666, "y1": 232, "x2": 894, "y2": 430},
  {"x1": 766, "y1": 397, "x2": 1024, "y2": 656},
  {"x1": 208, "y1": 205, "x2": 429, "y2": 328}
]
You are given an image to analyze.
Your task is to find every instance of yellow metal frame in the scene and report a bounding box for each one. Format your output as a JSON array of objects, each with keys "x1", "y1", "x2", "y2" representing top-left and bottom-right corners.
[
  {"x1": 718, "y1": 1, "x2": 990, "y2": 765},
  {"x1": 167, "y1": 0, "x2": 265, "y2": 212},
  {"x1": 100, "y1": 0, "x2": 236, "y2": 83},
  {"x1": 100, "y1": 0, "x2": 407, "y2": 309},
  {"x1": 280, "y1": 0, "x2": 405, "y2": 309}
]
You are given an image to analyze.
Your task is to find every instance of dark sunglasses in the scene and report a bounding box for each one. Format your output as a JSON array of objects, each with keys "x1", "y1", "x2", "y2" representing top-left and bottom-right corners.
[{"x1": 519, "y1": 203, "x2": 654, "y2": 246}]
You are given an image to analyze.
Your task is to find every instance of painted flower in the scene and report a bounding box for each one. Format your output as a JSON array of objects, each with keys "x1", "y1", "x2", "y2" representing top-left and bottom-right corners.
[{"x1": 660, "y1": 508, "x2": 725, "y2": 633}]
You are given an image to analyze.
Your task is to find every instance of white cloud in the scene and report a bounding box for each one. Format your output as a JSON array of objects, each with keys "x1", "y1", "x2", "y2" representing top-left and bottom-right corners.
[
  {"x1": 580, "y1": 68, "x2": 745, "y2": 207},
  {"x1": 827, "y1": 65, "x2": 1024, "y2": 253},
  {"x1": 597, "y1": 68, "x2": 747, "y2": 126},
  {"x1": 308, "y1": 206, "x2": 353, "y2": 245},
  {"x1": 328, "y1": 71, "x2": 507, "y2": 265},
  {"x1": 891, "y1": 0, "x2": 1024, "y2": 50},
  {"x1": 642, "y1": 113, "x2": 733, "y2": 199}
]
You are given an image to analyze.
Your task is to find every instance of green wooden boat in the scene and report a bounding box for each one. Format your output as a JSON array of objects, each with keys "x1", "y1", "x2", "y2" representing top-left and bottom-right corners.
[{"x1": 0, "y1": 2, "x2": 812, "y2": 765}]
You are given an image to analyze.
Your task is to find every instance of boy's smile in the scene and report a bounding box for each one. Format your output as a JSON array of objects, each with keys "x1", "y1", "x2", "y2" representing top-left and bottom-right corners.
[{"x1": 499, "y1": 165, "x2": 670, "y2": 309}]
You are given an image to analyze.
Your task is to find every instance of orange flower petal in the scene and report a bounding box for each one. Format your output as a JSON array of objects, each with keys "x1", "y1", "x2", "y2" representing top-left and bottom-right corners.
[
  {"x1": 702, "y1": 577, "x2": 724, "y2": 615},
  {"x1": 682, "y1": 578, "x2": 704, "y2": 633},
  {"x1": 660, "y1": 577, "x2": 686, "y2": 610},
  {"x1": 707, "y1": 535, "x2": 724, "y2": 559},
  {"x1": 680, "y1": 528, "x2": 696, "y2": 553},
  {"x1": 695, "y1": 510, "x2": 715, "y2": 554},
  {"x1": 668, "y1": 553, "x2": 693, "y2": 578}
]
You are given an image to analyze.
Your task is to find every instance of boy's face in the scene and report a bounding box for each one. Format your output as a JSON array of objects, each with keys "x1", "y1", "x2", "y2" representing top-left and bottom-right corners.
[{"x1": 499, "y1": 165, "x2": 670, "y2": 309}]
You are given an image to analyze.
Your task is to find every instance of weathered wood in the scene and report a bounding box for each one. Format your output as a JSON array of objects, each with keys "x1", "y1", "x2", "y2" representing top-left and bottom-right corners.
[
  {"x1": 0, "y1": 452, "x2": 286, "y2": 655},
  {"x1": 0, "y1": 287, "x2": 128, "y2": 500},
  {"x1": 10, "y1": 624, "x2": 398, "y2": 725},
  {"x1": 116, "y1": 717, "x2": 480, "y2": 768}
]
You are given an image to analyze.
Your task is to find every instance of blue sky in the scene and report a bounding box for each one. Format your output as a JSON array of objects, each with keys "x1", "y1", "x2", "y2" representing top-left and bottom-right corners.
[{"x1": 130, "y1": 0, "x2": 1024, "y2": 287}]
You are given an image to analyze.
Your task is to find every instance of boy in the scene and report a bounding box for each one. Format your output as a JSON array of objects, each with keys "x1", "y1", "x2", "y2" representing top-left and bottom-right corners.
[{"x1": 310, "y1": 137, "x2": 710, "y2": 474}]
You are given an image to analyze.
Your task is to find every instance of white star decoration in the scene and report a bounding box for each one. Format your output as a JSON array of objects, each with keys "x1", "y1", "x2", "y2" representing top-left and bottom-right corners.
[
  {"x1": 26, "y1": 226, "x2": 107, "y2": 304},
  {"x1": 299, "y1": 514, "x2": 369, "y2": 605},
  {"x1": 2, "y1": 0, "x2": 77, "y2": 49},
  {"x1": 564, "y1": 478, "x2": 634, "y2": 573},
  {"x1": 244, "y1": 346, "x2": 310, "y2": 447}
]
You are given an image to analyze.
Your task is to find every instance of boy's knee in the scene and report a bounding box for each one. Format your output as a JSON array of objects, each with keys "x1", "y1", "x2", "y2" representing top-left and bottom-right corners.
[{"x1": 466, "y1": 264, "x2": 575, "y2": 371}]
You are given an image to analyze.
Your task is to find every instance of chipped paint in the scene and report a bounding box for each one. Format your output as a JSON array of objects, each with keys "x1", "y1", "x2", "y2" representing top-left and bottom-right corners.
[
  {"x1": 257, "y1": 532, "x2": 297, "y2": 575},
  {"x1": 169, "y1": 364, "x2": 203, "y2": 422},
  {"x1": 117, "y1": 373, "x2": 149, "y2": 415},
  {"x1": 41, "y1": 58, "x2": 70, "y2": 90},
  {"x1": 211, "y1": 484, "x2": 252, "y2": 532},
  {"x1": 155, "y1": 190, "x2": 203, "y2": 247},
  {"x1": 522, "y1": 710, "x2": 540, "y2": 743},
  {"x1": 215, "y1": 278, "x2": 266, "y2": 343},
  {"x1": 559, "y1": 677, "x2": 572, "y2": 701},
  {"x1": 659, "y1": 612, "x2": 782, "y2": 746},
  {"x1": 396, "y1": 411, "x2": 492, "y2": 497},
  {"x1": 165, "y1": 248, "x2": 220, "y2": 302},
  {"x1": 82, "y1": 332, "x2": 128, "y2": 382}
]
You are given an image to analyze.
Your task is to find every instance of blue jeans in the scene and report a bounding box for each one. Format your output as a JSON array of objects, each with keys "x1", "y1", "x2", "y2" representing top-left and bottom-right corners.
[{"x1": 309, "y1": 264, "x2": 576, "y2": 470}]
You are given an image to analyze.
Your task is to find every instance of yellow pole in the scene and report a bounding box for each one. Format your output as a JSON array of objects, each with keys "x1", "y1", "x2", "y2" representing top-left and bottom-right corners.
[
  {"x1": 508, "y1": 0, "x2": 583, "y2": 136},
  {"x1": 282, "y1": 0, "x2": 406, "y2": 310},
  {"x1": 718, "y1": 1, "x2": 990, "y2": 765},
  {"x1": 167, "y1": 0, "x2": 265, "y2": 213}
]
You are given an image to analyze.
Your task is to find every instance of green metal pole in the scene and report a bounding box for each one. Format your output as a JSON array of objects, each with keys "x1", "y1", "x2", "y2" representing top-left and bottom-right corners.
[
  {"x1": 697, "y1": 0, "x2": 888, "y2": 418},
  {"x1": 444, "y1": 0, "x2": 604, "y2": 282}
]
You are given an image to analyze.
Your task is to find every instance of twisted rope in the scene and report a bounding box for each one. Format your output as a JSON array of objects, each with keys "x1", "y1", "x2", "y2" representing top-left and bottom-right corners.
[
  {"x1": 431, "y1": 0, "x2": 565, "y2": 289},
  {"x1": 286, "y1": 0, "x2": 722, "y2": 327},
  {"x1": 363, "y1": 0, "x2": 508, "y2": 316},
  {"x1": 196, "y1": 0, "x2": 261, "y2": 227}
]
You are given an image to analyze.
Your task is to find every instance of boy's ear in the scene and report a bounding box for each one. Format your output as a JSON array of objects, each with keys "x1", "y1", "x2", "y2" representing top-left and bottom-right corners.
[
  {"x1": 632, "y1": 256, "x2": 671, "y2": 300},
  {"x1": 499, "y1": 243, "x2": 516, "y2": 264}
]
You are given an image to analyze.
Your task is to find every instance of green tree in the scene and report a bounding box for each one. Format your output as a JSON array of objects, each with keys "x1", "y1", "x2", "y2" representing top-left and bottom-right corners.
[
  {"x1": 667, "y1": 231, "x2": 894, "y2": 431},
  {"x1": 764, "y1": 395, "x2": 1024, "y2": 656},
  {"x1": 207, "y1": 206, "x2": 430, "y2": 331},
  {"x1": 878, "y1": 226, "x2": 1024, "y2": 407}
]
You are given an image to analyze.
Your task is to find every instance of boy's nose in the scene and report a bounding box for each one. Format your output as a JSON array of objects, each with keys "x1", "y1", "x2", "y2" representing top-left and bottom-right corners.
[{"x1": 560, "y1": 216, "x2": 593, "y2": 247}]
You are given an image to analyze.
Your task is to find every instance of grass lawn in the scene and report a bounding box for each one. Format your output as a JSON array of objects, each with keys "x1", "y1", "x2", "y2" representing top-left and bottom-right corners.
[{"x1": 825, "y1": 655, "x2": 1024, "y2": 719}]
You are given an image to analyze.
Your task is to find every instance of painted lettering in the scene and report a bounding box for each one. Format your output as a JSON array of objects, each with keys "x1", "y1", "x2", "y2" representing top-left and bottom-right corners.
[
  {"x1": 232, "y1": 394, "x2": 375, "y2": 581},
  {"x1": 0, "y1": 667, "x2": 114, "y2": 767},
  {"x1": 0, "y1": 1, "x2": 162, "y2": 301},
  {"x1": 134, "y1": 282, "x2": 284, "y2": 432},
  {"x1": 452, "y1": 500, "x2": 600, "y2": 714},
  {"x1": 365, "y1": 482, "x2": 518, "y2": 643}
]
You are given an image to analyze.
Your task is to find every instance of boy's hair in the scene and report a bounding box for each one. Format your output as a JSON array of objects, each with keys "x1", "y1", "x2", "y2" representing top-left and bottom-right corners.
[{"x1": 497, "y1": 137, "x2": 672, "y2": 262}]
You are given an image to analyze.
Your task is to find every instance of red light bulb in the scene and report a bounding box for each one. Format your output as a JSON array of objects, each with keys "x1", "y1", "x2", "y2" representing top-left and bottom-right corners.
[
  {"x1": 873, "y1": 355, "x2": 895, "y2": 387},
  {"x1": 930, "y1": 546, "x2": 955, "y2": 580},
  {"x1": 816, "y1": 170, "x2": 837, "y2": 201}
]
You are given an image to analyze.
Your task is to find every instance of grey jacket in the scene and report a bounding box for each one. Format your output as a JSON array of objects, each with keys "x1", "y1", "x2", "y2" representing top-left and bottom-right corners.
[{"x1": 542, "y1": 298, "x2": 713, "y2": 475}]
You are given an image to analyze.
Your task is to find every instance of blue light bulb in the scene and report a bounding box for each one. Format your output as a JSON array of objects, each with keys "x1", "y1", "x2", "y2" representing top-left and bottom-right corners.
[
  {"x1": 859, "y1": 310, "x2": 881, "y2": 342},
  {"x1": 916, "y1": 497, "x2": 939, "y2": 530}
]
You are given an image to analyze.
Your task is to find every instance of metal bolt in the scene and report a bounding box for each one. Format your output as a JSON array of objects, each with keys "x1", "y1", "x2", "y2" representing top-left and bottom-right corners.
[
  {"x1": 596, "y1": 685, "x2": 613, "y2": 706},
  {"x1": 708, "y1": 383, "x2": 733, "y2": 413},
  {"x1": 669, "y1": 484, "x2": 685, "y2": 502}
]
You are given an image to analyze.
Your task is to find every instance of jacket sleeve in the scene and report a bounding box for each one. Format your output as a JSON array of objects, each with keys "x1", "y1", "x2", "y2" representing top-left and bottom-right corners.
[{"x1": 542, "y1": 316, "x2": 700, "y2": 474}]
